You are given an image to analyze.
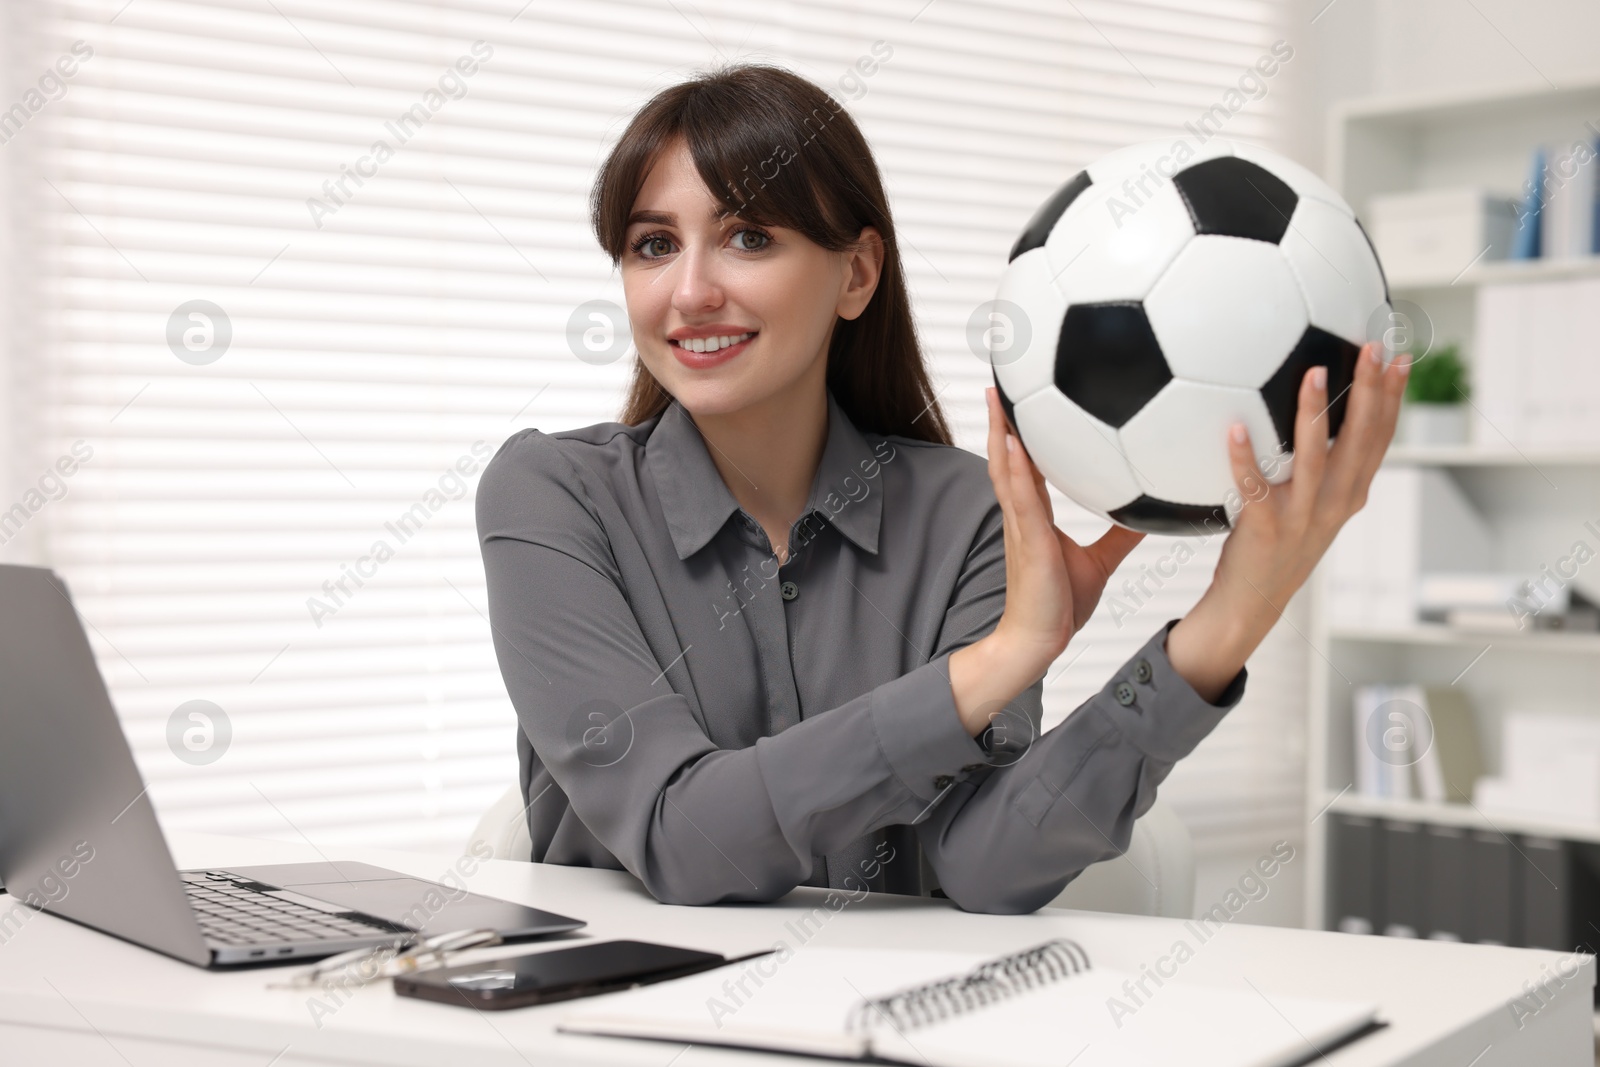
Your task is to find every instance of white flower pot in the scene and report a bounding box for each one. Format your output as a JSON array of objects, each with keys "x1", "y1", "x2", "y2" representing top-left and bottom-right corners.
[{"x1": 1399, "y1": 403, "x2": 1468, "y2": 446}]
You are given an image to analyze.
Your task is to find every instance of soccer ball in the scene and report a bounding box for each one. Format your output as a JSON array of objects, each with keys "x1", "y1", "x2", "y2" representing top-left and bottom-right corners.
[{"x1": 987, "y1": 138, "x2": 1390, "y2": 535}]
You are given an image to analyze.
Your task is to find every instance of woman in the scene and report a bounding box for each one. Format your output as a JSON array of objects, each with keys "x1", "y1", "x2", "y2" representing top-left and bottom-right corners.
[{"x1": 476, "y1": 63, "x2": 1405, "y2": 914}]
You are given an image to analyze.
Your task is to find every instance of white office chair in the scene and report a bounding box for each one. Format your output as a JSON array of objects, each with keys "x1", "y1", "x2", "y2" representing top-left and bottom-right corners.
[{"x1": 468, "y1": 784, "x2": 1194, "y2": 919}]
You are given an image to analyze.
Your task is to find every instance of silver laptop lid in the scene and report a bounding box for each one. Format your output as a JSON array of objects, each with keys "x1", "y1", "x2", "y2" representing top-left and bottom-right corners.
[{"x1": 0, "y1": 564, "x2": 209, "y2": 966}]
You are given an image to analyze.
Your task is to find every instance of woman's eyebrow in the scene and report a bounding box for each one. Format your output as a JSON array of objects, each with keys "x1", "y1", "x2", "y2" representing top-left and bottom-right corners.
[{"x1": 626, "y1": 206, "x2": 744, "y2": 228}]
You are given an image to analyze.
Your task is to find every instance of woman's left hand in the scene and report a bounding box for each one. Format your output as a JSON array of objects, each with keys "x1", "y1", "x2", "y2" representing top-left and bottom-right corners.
[{"x1": 1166, "y1": 340, "x2": 1409, "y2": 701}]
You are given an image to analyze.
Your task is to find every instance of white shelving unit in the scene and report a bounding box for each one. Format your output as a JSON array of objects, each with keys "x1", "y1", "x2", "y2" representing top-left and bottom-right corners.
[{"x1": 1304, "y1": 80, "x2": 1600, "y2": 932}]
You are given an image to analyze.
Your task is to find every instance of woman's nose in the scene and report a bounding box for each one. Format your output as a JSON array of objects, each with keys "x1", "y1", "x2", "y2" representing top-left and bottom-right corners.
[{"x1": 670, "y1": 244, "x2": 723, "y2": 312}]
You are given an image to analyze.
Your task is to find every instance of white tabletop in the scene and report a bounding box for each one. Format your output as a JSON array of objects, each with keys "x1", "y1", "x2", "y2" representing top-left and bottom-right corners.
[{"x1": 0, "y1": 831, "x2": 1591, "y2": 1067}]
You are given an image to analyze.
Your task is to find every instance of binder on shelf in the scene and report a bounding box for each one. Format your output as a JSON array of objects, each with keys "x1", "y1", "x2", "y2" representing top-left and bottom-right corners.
[
  {"x1": 1519, "y1": 836, "x2": 1570, "y2": 951},
  {"x1": 1330, "y1": 813, "x2": 1381, "y2": 936},
  {"x1": 1380, "y1": 821, "x2": 1425, "y2": 938},
  {"x1": 1415, "y1": 686, "x2": 1483, "y2": 805},
  {"x1": 1538, "y1": 137, "x2": 1600, "y2": 259},
  {"x1": 1468, "y1": 830, "x2": 1516, "y2": 946},
  {"x1": 1354, "y1": 683, "x2": 1438, "y2": 801},
  {"x1": 1422, "y1": 825, "x2": 1470, "y2": 941},
  {"x1": 1510, "y1": 145, "x2": 1543, "y2": 260}
]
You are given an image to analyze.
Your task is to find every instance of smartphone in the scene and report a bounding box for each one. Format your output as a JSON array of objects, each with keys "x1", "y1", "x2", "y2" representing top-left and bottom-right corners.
[{"x1": 393, "y1": 939, "x2": 750, "y2": 1010}]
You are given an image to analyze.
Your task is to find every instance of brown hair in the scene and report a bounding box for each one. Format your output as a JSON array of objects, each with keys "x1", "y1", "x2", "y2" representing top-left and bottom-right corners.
[{"x1": 589, "y1": 62, "x2": 952, "y2": 445}]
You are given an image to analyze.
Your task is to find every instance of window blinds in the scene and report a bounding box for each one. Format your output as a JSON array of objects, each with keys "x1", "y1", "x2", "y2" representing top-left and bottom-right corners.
[{"x1": 12, "y1": 0, "x2": 1295, "y2": 855}]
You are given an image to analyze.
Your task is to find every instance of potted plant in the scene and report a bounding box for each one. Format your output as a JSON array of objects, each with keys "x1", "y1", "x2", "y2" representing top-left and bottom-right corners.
[{"x1": 1398, "y1": 343, "x2": 1469, "y2": 445}]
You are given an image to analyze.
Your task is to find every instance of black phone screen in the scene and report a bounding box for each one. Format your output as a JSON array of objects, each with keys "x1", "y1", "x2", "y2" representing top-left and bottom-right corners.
[{"x1": 393, "y1": 939, "x2": 735, "y2": 1010}]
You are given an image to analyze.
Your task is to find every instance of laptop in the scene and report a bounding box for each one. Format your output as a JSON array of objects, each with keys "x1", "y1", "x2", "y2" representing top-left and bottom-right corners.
[{"x1": 0, "y1": 563, "x2": 585, "y2": 968}]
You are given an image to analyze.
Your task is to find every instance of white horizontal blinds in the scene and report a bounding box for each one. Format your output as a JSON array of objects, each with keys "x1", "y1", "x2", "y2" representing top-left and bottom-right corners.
[
  {"x1": 31, "y1": 0, "x2": 662, "y2": 852},
  {"x1": 26, "y1": 0, "x2": 1294, "y2": 856}
]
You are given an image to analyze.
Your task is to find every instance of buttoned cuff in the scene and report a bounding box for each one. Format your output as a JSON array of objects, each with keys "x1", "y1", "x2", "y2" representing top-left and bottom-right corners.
[
  {"x1": 1098, "y1": 618, "x2": 1246, "y2": 762},
  {"x1": 871, "y1": 655, "x2": 992, "y2": 804}
]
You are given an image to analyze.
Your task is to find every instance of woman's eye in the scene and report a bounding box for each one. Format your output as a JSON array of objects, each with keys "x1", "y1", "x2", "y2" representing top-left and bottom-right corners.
[
  {"x1": 734, "y1": 229, "x2": 770, "y2": 251},
  {"x1": 638, "y1": 236, "x2": 673, "y2": 258}
]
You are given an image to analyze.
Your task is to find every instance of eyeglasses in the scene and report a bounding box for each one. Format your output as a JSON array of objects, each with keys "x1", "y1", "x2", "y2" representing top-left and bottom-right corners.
[{"x1": 267, "y1": 928, "x2": 504, "y2": 991}]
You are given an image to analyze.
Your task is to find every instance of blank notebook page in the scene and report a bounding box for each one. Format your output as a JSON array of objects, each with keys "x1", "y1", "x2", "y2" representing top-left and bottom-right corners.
[{"x1": 558, "y1": 947, "x2": 1379, "y2": 1067}]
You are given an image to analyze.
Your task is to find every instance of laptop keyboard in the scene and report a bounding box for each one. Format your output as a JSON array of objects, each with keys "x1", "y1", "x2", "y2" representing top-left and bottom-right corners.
[{"x1": 180, "y1": 870, "x2": 410, "y2": 946}]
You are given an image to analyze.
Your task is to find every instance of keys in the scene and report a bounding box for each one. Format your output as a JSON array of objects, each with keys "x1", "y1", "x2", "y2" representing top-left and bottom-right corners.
[{"x1": 181, "y1": 869, "x2": 399, "y2": 945}]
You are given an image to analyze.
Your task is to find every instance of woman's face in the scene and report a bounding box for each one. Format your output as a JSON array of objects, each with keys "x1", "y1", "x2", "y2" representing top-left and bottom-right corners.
[{"x1": 620, "y1": 137, "x2": 880, "y2": 419}]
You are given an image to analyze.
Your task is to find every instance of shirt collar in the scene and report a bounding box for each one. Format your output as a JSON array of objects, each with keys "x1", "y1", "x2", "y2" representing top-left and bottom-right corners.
[{"x1": 646, "y1": 389, "x2": 884, "y2": 561}]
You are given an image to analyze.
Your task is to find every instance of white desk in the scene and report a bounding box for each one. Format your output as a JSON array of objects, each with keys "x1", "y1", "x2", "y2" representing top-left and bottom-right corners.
[{"x1": 0, "y1": 831, "x2": 1590, "y2": 1066}]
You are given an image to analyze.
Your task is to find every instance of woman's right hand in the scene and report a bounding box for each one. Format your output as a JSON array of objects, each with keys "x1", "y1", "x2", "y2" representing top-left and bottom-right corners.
[{"x1": 947, "y1": 388, "x2": 1145, "y2": 737}]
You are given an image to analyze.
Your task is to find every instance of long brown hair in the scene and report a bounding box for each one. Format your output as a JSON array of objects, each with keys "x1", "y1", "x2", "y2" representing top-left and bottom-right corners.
[{"x1": 589, "y1": 62, "x2": 952, "y2": 445}]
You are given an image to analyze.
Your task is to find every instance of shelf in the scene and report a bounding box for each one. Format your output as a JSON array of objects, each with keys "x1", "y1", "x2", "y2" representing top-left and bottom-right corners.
[
  {"x1": 1390, "y1": 254, "x2": 1600, "y2": 291},
  {"x1": 1383, "y1": 444, "x2": 1600, "y2": 467},
  {"x1": 1328, "y1": 622, "x2": 1600, "y2": 654},
  {"x1": 1321, "y1": 790, "x2": 1600, "y2": 846},
  {"x1": 1332, "y1": 75, "x2": 1600, "y2": 125}
]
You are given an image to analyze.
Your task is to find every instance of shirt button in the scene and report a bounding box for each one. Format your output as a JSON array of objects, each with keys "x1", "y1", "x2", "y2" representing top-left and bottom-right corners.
[
  {"x1": 780, "y1": 581, "x2": 799, "y2": 601},
  {"x1": 1115, "y1": 681, "x2": 1137, "y2": 706},
  {"x1": 932, "y1": 774, "x2": 954, "y2": 790},
  {"x1": 1133, "y1": 657, "x2": 1153, "y2": 684}
]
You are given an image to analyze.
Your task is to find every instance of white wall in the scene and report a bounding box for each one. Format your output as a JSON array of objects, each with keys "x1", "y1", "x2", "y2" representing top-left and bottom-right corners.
[{"x1": 1283, "y1": 0, "x2": 1600, "y2": 179}]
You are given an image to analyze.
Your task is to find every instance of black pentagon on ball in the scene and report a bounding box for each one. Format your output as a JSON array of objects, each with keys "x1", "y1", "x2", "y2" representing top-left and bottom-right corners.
[
  {"x1": 1260, "y1": 326, "x2": 1362, "y2": 453},
  {"x1": 1172, "y1": 157, "x2": 1298, "y2": 244},
  {"x1": 1055, "y1": 302, "x2": 1171, "y2": 429},
  {"x1": 1109, "y1": 495, "x2": 1231, "y2": 535},
  {"x1": 1008, "y1": 170, "x2": 1093, "y2": 262},
  {"x1": 991, "y1": 365, "x2": 1019, "y2": 434}
]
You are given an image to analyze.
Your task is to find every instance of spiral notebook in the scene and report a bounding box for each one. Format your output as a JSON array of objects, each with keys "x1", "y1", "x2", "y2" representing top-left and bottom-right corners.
[{"x1": 558, "y1": 938, "x2": 1381, "y2": 1067}]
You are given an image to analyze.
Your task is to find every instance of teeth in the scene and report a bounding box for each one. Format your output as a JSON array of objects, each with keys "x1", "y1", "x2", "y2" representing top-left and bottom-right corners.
[{"x1": 681, "y1": 332, "x2": 753, "y2": 353}]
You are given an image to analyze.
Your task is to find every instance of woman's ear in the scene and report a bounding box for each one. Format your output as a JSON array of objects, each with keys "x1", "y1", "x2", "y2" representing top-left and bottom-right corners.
[{"x1": 836, "y1": 225, "x2": 885, "y2": 321}]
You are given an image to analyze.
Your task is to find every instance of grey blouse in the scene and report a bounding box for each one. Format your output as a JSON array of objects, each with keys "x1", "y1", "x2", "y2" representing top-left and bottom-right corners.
[{"x1": 475, "y1": 389, "x2": 1246, "y2": 914}]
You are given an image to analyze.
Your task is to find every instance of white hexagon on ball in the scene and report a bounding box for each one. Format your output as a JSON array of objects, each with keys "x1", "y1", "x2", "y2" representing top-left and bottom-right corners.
[
  {"x1": 1280, "y1": 198, "x2": 1389, "y2": 346},
  {"x1": 1044, "y1": 180, "x2": 1196, "y2": 306},
  {"x1": 1119, "y1": 379, "x2": 1289, "y2": 507},
  {"x1": 1010, "y1": 389, "x2": 1140, "y2": 517},
  {"x1": 987, "y1": 247, "x2": 1066, "y2": 405},
  {"x1": 1144, "y1": 236, "x2": 1309, "y2": 388}
]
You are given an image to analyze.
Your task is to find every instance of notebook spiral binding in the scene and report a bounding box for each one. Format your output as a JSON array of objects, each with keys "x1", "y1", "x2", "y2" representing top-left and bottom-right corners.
[{"x1": 844, "y1": 937, "x2": 1091, "y2": 1036}]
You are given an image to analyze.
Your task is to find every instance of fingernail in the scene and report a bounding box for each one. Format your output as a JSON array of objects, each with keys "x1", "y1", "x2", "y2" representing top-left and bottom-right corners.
[
  {"x1": 1369, "y1": 344, "x2": 1383, "y2": 365},
  {"x1": 1312, "y1": 366, "x2": 1327, "y2": 390},
  {"x1": 1005, "y1": 434, "x2": 1017, "y2": 453},
  {"x1": 1230, "y1": 423, "x2": 1246, "y2": 443}
]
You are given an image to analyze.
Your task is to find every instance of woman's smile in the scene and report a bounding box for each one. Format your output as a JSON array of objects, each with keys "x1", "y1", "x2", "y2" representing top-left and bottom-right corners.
[{"x1": 669, "y1": 330, "x2": 757, "y2": 370}]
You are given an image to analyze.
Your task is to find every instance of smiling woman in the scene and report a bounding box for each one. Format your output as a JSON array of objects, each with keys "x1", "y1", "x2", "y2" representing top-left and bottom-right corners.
[
  {"x1": 474, "y1": 62, "x2": 1402, "y2": 913},
  {"x1": 589, "y1": 63, "x2": 950, "y2": 454}
]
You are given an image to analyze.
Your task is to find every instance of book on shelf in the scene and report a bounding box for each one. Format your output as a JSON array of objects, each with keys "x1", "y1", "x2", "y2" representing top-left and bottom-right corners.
[
  {"x1": 1352, "y1": 684, "x2": 1482, "y2": 804},
  {"x1": 1512, "y1": 137, "x2": 1600, "y2": 260},
  {"x1": 1540, "y1": 139, "x2": 1598, "y2": 259},
  {"x1": 1510, "y1": 145, "x2": 1543, "y2": 259},
  {"x1": 1416, "y1": 573, "x2": 1600, "y2": 632},
  {"x1": 558, "y1": 939, "x2": 1381, "y2": 1067}
]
